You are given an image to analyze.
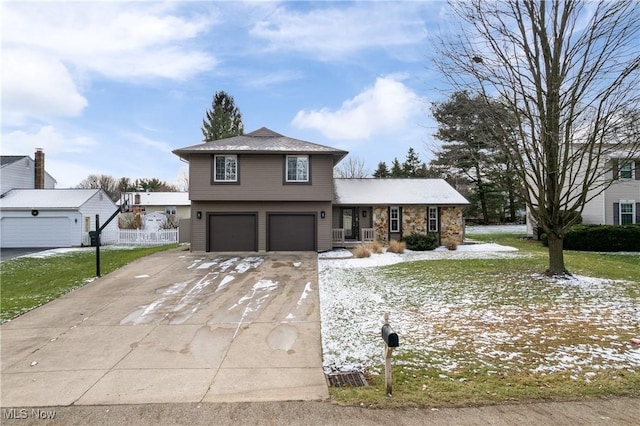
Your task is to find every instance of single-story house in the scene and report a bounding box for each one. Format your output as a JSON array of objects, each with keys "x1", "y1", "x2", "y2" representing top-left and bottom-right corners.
[
  {"x1": 0, "y1": 189, "x2": 118, "y2": 248},
  {"x1": 332, "y1": 178, "x2": 470, "y2": 247}
]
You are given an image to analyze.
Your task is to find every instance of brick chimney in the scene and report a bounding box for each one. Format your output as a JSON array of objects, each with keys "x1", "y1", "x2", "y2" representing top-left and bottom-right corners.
[{"x1": 35, "y1": 148, "x2": 45, "y2": 189}]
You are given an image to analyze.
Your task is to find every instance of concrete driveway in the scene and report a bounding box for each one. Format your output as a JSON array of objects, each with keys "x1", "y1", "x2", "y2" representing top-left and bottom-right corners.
[{"x1": 1, "y1": 249, "x2": 327, "y2": 407}]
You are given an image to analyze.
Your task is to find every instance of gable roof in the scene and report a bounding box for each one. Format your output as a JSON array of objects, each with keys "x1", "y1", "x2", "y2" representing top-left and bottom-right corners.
[
  {"x1": 333, "y1": 178, "x2": 470, "y2": 205},
  {"x1": 1, "y1": 156, "x2": 29, "y2": 167},
  {"x1": 0, "y1": 189, "x2": 114, "y2": 210},
  {"x1": 173, "y1": 127, "x2": 348, "y2": 165}
]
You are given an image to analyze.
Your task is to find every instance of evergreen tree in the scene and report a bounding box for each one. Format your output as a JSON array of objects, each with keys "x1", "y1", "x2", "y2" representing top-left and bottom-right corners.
[
  {"x1": 201, "y1": 91, "x2": 244, "y2": 142},
  {"x1": 372, "y1": 161, "x2": 390, "y2": 178},
  {"x1": 390, "y1": 158, "x2": 404, "y2": 177}
]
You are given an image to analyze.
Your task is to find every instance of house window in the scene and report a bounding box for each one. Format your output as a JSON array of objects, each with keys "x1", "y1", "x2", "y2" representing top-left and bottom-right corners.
[
  {"x1": 286, "y1": 155, "x2": 309, "y2": 182},
  {"x1": 390, "y1": 206, "x2": 400, "y2": 233},
  {"x1": 619, "y1": 162, "x2": 633, "y2": 179},
  {"x1": 84, "y1": 217, "x2": 90, "y2": 232},
  {"x1": 214, "y1": 155, "x2": 237, "y2": 182},
  {"x1": 620, "y1": 201, "x2": 635, "y2": 225},
  {"x1": 165, "y1": 206, "x2": 177, "y2": 215},
  {"x1": 428, "y1": 207, "x2": 438, "y2": 232}
]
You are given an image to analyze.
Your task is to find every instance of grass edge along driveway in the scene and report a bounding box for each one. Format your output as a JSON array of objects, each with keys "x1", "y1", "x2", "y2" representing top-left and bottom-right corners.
[{"x1": 1, "y1": 244, "x2": 179, "y2": 322}]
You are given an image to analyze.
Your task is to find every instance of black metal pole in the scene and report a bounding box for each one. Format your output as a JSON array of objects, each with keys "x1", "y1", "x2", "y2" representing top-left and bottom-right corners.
[{"x1": 95, "y1": 214, "x2": 101, "y2": 277}]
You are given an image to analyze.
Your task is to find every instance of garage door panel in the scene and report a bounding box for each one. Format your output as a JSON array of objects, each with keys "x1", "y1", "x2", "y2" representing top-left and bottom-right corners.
[
  {"x1": 268, "y1": 214, "x2": 315, "y2": 251},
  {"x1": 1, "y1": 217, "x2": 73, "y2": 248},
  {"x1": 209, "y1": 214, "x2": 257, "y2": 252}
]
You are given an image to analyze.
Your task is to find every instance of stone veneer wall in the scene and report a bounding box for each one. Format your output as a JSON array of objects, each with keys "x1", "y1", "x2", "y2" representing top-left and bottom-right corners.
[
  {"x1": 401, "y1": 206, "x2": 427, "y2": 236},
  {"x1": 373, "y1": 206, "x2": 388, "y2": 243},
  {"x1": 440, "y1": 206, "x2": 465, "y2": 247}
]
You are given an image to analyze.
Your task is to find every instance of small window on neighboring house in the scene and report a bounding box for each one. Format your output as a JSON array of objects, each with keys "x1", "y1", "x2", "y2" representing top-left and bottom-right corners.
[
  {"x1": 84, "y1": 217, "x2": 90, "y2": 232},
  {"x1": 214, "y1": 155, "x2": 237, "y2": 182},
  {"x1": 620, "y1": 162, "x2": 633, "y2": 179},
  {"x1": 390, "y1": 206, "x2": 400, "y2": 233},
  {"x1": 165, "y1": 206, "x2": 177, "y2": 215},
  {"x1": 620, "y1": 201, "x2": 635, "y2": 225},
  {"x1": 286, "y1": 155, "x2": 309, "y2": 182},
  {"x1": 428, "y1": 207, "x2": 438, "y2": 232}
]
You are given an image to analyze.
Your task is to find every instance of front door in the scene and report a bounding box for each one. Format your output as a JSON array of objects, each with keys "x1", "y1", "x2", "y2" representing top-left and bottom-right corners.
[{"x1": 341, "y1": 207, "x2": 359, "y2": 240}]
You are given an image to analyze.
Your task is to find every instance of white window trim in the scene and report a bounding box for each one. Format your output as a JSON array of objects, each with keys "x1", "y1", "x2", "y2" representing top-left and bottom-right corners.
[
  {"x1": 214, "y1": 155, "x2": 237, "y2": 182},
  {"x1": 619, "y1": 162, "x2": 633, "y2": 180},
  {"x1": 390, "y1": 206, "x2": 400, "y2": 233},
  {"x1": 286, "y1": 155, "x2": 309, "y2": 182},
  {"x1": 619, "y1": 200, "x2": 636, "y2": 225},
  {"x1": 428, "y1": 206, "x2": 438, "y2": 232}
]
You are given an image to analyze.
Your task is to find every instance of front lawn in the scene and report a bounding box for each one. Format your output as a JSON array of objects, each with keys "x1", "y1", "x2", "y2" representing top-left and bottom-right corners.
[
  {"x1": 319, "y1": 232, "x2": 640, "y2": 407},
  {"x1": 0, "y1": 245, "x2": 179, "y2": 322}
]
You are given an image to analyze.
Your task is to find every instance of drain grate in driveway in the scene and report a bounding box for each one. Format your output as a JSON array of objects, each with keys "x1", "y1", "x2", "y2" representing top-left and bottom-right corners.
[{"x1": 326, "y1": 372, "x2": 368, "y2": 387}]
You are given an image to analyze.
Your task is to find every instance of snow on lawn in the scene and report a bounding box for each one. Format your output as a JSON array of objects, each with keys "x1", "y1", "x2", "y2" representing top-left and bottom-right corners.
[{"x1": 318, "y1": 242, "x2": 640, "y2": 382}]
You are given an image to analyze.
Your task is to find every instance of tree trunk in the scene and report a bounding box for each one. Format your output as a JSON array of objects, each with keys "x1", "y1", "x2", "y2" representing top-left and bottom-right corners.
[{"x1": 546, "y1": 235, "x2": 566, "y2": 275}]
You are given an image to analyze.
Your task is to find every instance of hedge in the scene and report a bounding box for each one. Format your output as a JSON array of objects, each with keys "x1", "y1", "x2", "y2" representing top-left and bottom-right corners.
[{"x1": 542, "y1": 224, "x2": 640, "y2": 252}]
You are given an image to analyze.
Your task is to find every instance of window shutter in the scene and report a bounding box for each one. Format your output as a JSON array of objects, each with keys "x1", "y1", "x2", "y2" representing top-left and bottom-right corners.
[
  {"x1": 635, "y1": 161, "x2": 640, "y2": 180},
  {"x1": 636, "y1": 203, "x2": 640, "y2": 224},
  {"x1": 611, "y1": 160, "x2": 618, "y2": 180},
  {"x1": 613, "y1": 203, "x2": 619, "y2": 225}
]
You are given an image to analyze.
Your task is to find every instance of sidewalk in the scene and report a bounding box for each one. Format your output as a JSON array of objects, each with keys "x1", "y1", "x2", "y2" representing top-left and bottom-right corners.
[{"x1": 2, "y1": 398, "x2": 638, "y2": 425}]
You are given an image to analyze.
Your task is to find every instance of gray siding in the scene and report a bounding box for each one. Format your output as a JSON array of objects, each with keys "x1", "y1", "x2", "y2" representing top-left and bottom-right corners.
[
  {"x1": 1, "y1": 158, "x2": 55, "y2": 195},
  {"x1": 189, "y1": 154, "x2": 334, "y2": 202},
  {"x1": 190, "y1": 201, "x2": 333, "y2": 252}
]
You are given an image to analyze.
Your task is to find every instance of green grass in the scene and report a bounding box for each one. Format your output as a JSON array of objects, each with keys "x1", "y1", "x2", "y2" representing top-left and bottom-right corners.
[
  {"x1": 0, "y1": 245, "x2": 178, "y2": 322},
  {"x1": 323, "y1": 233, "x2": 640, "y2": 408}
]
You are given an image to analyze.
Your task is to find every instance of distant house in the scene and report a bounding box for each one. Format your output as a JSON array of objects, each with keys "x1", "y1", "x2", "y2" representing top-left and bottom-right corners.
[
  {"x1": 173, "y1": 127, "x2": 470, "y2": 252},
  {"x1": 0, "y1": 189, "x2": 118, "y2": 248},
  {"x1": 120, "y1": 191, "x2": 190, "y2": 220},
  {"x1": 1, "y1": 149, "x2": 56, "y2": 196},
  {"x1": 526, "y1": 151, "x2": 640, "y2": 237}
]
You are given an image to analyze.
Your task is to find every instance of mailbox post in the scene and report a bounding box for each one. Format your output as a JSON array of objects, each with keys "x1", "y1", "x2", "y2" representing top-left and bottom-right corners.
[{"x1": 381, "y1": 312, "x2": 399, "y2": 396}]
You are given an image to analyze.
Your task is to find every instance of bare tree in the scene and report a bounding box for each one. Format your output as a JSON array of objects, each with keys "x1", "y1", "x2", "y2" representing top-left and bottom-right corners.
[
  {"x1": 434, "y1": 0, "x2": 640, "y2": 274},
  {"x1": 334, "y1": 156, "x2": 369, "y2": 178},
  {"x1": 76, "y1": 174, "x2": 120, "y2": 201}
]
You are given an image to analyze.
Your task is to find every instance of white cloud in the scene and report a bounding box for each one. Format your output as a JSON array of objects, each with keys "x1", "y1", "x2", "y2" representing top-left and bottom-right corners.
[
  {"x1": 1, "y1": 125, "x2": 97, "y2": 156},
  {"x1": 1, "y1": 2, "x2": 216, "y2": 123},
  {"x1": 250, "y1": 3, "x2": 428, "y2": 60},
  {"x1": 292, "y1": 75, "x2": 424, "y2": 140},
  {"x1": 2, "y1": 50, "x2": 88, "y2": 125}
]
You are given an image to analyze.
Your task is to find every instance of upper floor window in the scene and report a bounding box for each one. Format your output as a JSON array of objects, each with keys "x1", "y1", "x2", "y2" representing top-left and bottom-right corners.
[
  {"x1": 286, "y1": 155, "x2": 309, "y2": 182},
  {"x1": 390, "y1": 206, "x2": 400, "y2": 233},
  {"x1": 620, "y1": 162, "x2": 633, "y2": 180},
  {"x1": 165, "y1": 206, "x2": 177, "y2": 215},
  {"x1": 214, "y1": 155, "x2": 237, "y2": 182},
  {"x1": 620, "y1": 201, "x2": 635, "y2": 225},
  {"x1": 428, "y1": 207, "x2": 438, "y2": 232}
]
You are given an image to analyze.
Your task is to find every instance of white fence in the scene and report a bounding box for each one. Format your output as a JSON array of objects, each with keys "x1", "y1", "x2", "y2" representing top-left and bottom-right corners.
[{"x1": 87, "y1": 228, "x2": 179, "y2": 246}]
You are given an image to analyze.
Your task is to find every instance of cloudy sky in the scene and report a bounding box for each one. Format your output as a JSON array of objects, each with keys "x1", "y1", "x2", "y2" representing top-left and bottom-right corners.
[{"x1": 2, "y1": 1, "x2": 455, "y2": 189}]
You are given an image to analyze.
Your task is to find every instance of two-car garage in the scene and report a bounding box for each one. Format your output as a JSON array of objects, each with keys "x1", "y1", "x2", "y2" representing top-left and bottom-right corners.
[{"x1": 207, "y1": 212, "x2": 317, "y2": 252}]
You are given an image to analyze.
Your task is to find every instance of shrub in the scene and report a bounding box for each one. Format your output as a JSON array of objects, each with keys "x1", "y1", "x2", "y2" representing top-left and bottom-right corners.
[
  {"x1": 564, "y1": 224, "x2": 640, "y2": 252},
  {"x1": 368, "y1": 241, "x2": 383, "y2": 254},
  {"x1": 353, "y1": 245, "x2": 371, "y2": 258},
  {"x1": 403, "y1": 232, "x2": 438, "y2": 251},
  {"x1": 387, "y1": 240, "x2": 406, "y2": 254}
]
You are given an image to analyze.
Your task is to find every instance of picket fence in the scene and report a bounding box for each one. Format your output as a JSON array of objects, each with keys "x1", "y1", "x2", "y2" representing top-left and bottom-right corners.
[{"x1": 88, "y1": 228, "x2": 179, "y2": 246}]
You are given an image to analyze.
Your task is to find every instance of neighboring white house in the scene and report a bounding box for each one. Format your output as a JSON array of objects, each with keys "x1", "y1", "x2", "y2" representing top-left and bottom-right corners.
[
  {"x1": 0, "y1": 189, "x2": 118, "y2": 248},
  {"x1": 526, "y1": 153, "x2": 640, "y2": 236},
  {"x1": 1, "y1": 149, "x2": 56, "y2": 196},
  {"x1": 120, "y1": 191, "x2": 190, "y2": 220}
]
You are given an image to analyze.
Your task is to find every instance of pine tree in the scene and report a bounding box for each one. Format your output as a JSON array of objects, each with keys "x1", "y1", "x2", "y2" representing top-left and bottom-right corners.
[
  {"x1": 372, "y1": 161, "x2": 390, "y2": 178},
  {"x1": 201, "y1": 91, "x2": 244, "y2": 142}
]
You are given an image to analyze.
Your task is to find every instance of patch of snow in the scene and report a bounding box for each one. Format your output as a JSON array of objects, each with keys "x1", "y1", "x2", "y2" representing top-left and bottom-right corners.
[
  {"x1": 135, "y1": 274, "x2": 149, "y2": 279},
  {"x1": 465, "y1": 224, "x2": 527, "y2": 234}
]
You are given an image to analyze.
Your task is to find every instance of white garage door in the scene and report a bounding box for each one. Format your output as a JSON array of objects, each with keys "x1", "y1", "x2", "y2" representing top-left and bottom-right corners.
[{"x1": 1, "y1": 217, "x2": 73, "y2": 248}]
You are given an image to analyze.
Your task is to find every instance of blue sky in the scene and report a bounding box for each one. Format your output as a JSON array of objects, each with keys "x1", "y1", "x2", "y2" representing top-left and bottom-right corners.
[{"x1": 2, "y1": 1, "x2": 454, "y2": 189}]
